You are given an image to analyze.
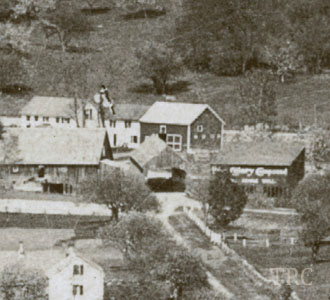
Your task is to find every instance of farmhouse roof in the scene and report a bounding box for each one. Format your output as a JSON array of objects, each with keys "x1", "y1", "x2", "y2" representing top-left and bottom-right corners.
[
  {"x1": 21, "y1": 96, "x2": 78, "y2": 118},
  {"x1": 130, "y1": 134, "x2": 185, "y2": 169},
  {"x1": 0, "y1": 128, "x2": 109, "y2": 165},
  {"x1": 212, "y1": 142, "x2": 305, "y2": 166},
  {"x1": 109, "y1": 104, "x2": 150, "y2": 121},
  {"x1": 139, "y1": 101, "x2": 225, "y2": 125}
]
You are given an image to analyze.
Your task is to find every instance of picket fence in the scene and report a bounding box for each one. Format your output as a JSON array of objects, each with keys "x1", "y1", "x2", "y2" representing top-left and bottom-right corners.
[{"x1": 182, "y1": 207, "x2": 301, "y2": 300}]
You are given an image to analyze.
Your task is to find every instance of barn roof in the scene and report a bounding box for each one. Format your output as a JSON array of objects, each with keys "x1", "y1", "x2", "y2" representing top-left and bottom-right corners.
[
  {"x1": 130, "y1": 134, "x2": 185, "y2": 170},
  {"x1": 20, "y1": 96, "x2": 78, "y2": 118},
  {"x1": 109, "y1": 104, "x2": 150, "y2": 121},
  {"x1": 212, "y1": 142, "x2": 305, "y2": 167},
  {"x1": 139, "y1": 101, "x2": 225, "y2": 125},
  {"x1": 0, "y1": 128, "x2": 109, "y2": 165}
]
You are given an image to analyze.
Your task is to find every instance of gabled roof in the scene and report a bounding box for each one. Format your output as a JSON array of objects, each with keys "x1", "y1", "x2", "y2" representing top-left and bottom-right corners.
[
  {"x1": 0, "y1": 128, "x2": 109, "y2": 165},
  {"x1": 139, "y1": 101, "x2": 225, "y2": 125},
  {"x1": 212, "y1": 142, "x2": 305, "y2": 166},
  {"x1": 20, "y1": 96, "x2": 78, "y2": 118},
  {"x1": 109, "y1": 104, "x2": 150, "y2": 121},
  {"x1": 130, "y1": 134, "x2": 186, "y2": 170},
  {"x1": 47, "y1": 249, "x2": 104, "y2": 277}
]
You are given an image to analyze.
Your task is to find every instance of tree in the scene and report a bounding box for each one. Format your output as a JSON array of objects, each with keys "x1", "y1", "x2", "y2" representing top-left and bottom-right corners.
[
  {"x1": 208, "y1": 171, "x2": 248, "y2": 227},
  {"x1": 292, "y1": 173, "x2": 330, "y2": 263},
  {"x1": 288, "y1": 0, "x2": 330, "y2": 74},
  {"x1": 155, "y1": 249, "x2": 209, "y2": 300},
  {"x1": 0, "y1": 264, "x2": 47, "y2": 300},
  {"x1": 176, "y1": 0, "x2": 273, "y2": 74},
  {"x1": 308, "y1": 129, "x2": 330, "y2": 169},
  {"x1": 41, "y1": 0, "x2": 92, "y2": 52},
  {"x1": 135, "y1": 42, "x2": 182, "y2": 94},
  {"x1": 80, "y1": 169, "x2": 159, "y2": 221},
  {"x1": 239, "y1": 69, "x2": 277, "y2": 126}
]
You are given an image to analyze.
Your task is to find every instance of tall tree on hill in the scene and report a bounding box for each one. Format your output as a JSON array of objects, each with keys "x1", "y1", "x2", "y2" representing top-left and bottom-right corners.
[
  {"x1": 80, "y1": 169, "x2": 159, "y2": 221},
  {"x1": 288, "y1": 0, "x2": 330, "y2": 74},
  {"x1": 175, "y1": 0, "x2": 273, "y2": 74},
  {"x1": 0, "y1": 121, "x2": 4, "y2": 140},
  {"x1": 208, "y1": 170, "x2": 247, "y2": 227},
  {"x1": 40, "y1": 0, "x2": 92, "y2": 52},
  {"x1": 135, "y1": 42, "x2": 182, "y2": 95},
  {"x1": 292, "y1": 173, "x2": 330, "y2": 263},
  {"x1": 239, "y1": 69, "x2": 277, "y2": 126}
]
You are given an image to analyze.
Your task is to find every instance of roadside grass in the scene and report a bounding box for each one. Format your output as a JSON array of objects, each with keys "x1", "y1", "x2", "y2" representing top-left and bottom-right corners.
[{"x1": 168, "y1": 214, "x2": 212, "y2": 250}]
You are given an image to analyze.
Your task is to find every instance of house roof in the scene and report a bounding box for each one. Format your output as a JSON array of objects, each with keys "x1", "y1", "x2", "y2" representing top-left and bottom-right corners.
[
  {"x1": 212, "y1": 142, "x2": 305, "y2": 167},
  {"x1": 0, "y1": 128, "x2": 109, "y2": 165},
  {"x1": 109, "y1": 104, "x2": 150, "y2": 121},
  {"x1": 130, "y1": 134, "x2": 185, "y2": 169},
  {"x1": 20, "y1": 96, "x2": 78, "y2": 118},
  {"x1": 139, "y1": 101, "x2": 225, "y2": 125},
  {"x1": 0, "y1": 249, "x2": 104, "y2": 278}
]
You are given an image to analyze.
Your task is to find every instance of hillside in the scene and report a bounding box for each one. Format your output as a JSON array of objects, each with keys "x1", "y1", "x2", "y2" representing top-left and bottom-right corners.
[{"x1": 1, "y1": 1, "x2": 330, "y2": 129}]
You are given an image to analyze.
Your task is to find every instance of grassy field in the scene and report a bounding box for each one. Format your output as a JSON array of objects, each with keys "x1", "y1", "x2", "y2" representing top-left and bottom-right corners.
[{"x1": 2, "y1": 2, "x2": 330, "y2": 129}]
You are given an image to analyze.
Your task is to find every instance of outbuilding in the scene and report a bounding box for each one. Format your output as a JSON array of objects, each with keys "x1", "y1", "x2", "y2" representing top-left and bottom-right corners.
[{"x1": 211, "y1": 142, "x2": 305, "y2": 198}]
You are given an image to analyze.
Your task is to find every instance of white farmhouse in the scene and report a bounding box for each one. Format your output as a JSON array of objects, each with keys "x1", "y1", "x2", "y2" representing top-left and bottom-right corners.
[
  {"x1": 47, "y1": 247, "x2": 104, "y2": 300},
  {"x1": 106, "y1": 104, "x2": 150, "y2": 149},
  {"x1": 20, "y1": 96, "x2": 80, "y2": 128}
]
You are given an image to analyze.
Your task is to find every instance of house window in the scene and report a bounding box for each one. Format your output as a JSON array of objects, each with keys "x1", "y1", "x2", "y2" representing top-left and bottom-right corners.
[
  {"x1": 43, "y1": 116, "x2": 49, "y2": 122},
  {"x1": 131, "y1": 136, "x2": 138, "y2": 143},
  {"x1": 35, "y1": 116, "x2": 39, "y2": 121},
  {"x1": 38, "y1": 166, "x2": 45, "y2": 178},
  {"x1": 202, "y1": 134, "x2": 206, "y2": 140},
  {"x1": 26, "y1": 116, "x2": 30, "y2": 121},
  {"x1": 210, "y1": 134, "x2": 215, "y2": 139},
  {"x1": 125, "y1": 121, "x2": 131, "y2": 128},
  {"x1": 166, "y1": 134, "x2": 182, "y2": 151},
  {"x1": 63, "y1": 118, "x2": 70, "y2": 124},
  {"x1": 56, "y1": 117, "x2": 60, "y2": 123},
  {"x1": 197, "y1": 125, "x2": 203, "y2": 132},
  {"x1": 85, "y1": 109, "x2": 93, "y2": 120},
  {"x1": 194, "y1": 135, "x2": 198, "y2": 139},
  {"x1": 160, "y1": 125, "x2": 167, "y2": 134},
  {"x1": 73, "y1": 285, "x2": 84, "y2": 296},
  {"x1": 110, "y1": 120, "x2": 116, "y2": 128},
  {"x1": 73, "y1": 265, "x2": 84, "y2": 275}
]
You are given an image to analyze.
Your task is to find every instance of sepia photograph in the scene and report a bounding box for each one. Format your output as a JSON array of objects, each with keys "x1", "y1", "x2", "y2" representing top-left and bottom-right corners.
[{"x1": 0, "y1": 0, "x2": 329, "y2": 299}]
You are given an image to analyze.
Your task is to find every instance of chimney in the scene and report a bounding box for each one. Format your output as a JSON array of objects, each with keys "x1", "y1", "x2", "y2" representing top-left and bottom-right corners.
[{"x1": 18, "y1": 241, "x2": 25, "y2": 259}]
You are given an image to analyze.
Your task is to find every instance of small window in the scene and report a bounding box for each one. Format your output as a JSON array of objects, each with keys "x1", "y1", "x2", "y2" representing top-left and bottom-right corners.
[
  {"x1": 85, "y1": 109, "x2": 93, "y2": 120},
  {"x1": 217, "y1": 134, "x2": 221, "y2": 139},
  {"x1": 202, "y1": 134, "x2": 206, "y2": 140},
  {"x1": 80, "y1": 265, "x2": 84, "y2": 275},
  {"x1": 194, "y1": 135, "x2": 198, "y2": 140},
  {"x1": 73, "y1": 285, "x2": 78, "y2": 296},
  {"x1": 210, "y1": 134, "x2": 215, "y2": 139},
  {"x1": 160, "y1": 125, "x2": 167, "y2": 134},
  {"x1": 38, "y1": 166, "x2": 45, "y2": 178},
  {"x1": 43, "y1": 116, "x2": 49, "y2": 122},
  {"x1": 56, "y1": 117, "x2": 60, "y2": 123},
  {"x1": 26, "y1": 116, "x2": 30, "y2": 121},
  {"x1": 110, "y1": 120, "x2": 116, "y2": 128},
  {"x1": 35, "y1": 116, "x2": 39, "y2": 121},
  {"x1": 197, "y1": 125, "x2": 203, "y2": 132},
  {"x1": 64, "y1": 118, "x2": 70, "y2": 124},
  {"x1": 80, "y1": 285, "x2": 84, "y2": 295},
  {"x1": 131, "y1": 136, "x2": 138, "y2": 143},
  {"x1": 73, "y1": 265, "x2": 80, "y2": 275},
  {"x1": 125, "y1": 121, "x2": 131, "y2": 128}
]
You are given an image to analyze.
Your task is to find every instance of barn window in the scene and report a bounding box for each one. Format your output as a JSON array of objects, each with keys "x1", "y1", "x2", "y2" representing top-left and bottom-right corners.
[
  {"x1": 80, "y1": 285, "x2": 84, "y2": 295},
  {"x1": 56, "y1": 117, "x2": 60, "y2": 123},
  {"x1": 38, "y1": 166, "x2": 45, "y2": 178},
  {"x1": 43, "y1": 116, "x2": 49, "y2": 122},
  {"x1": 131, "y1": 136, "x2": 138, "y2": 143},
  {"x1": 160, "y1": 125, "x2": 167, "y2": 134},
  {"x1": 73, "y1": 265, "x2": 84, "y2": 275},
  {"x1": 197, "y1": 125, "x2": 203, "y2": 132},
  {"x1": 26, "y1": 116, "x2": 30, "y2": 121},
  {"x1": 35, "y1": 116, "x2": 39, "y2": 121},
  {"x1": 166, "y1": 134, "x2": 182, "y2": 151},
  {"x1": 73, "y1": 285, "x2": 78, "y2": 296}
]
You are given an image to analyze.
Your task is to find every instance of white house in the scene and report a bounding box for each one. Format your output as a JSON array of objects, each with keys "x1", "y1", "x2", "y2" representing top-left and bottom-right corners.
[
  {"x1": 47, "y1": 247, "x2": 104, "y2": 300},
  {"x1": 106, "y1": 104, "x2": 150, "y2": 149},
  {"x1": 20, "y1": 96, "x2": 80, "y2": 128},
  {"x1": 0, "y1": 245, "x2": 105, "y2": 300}
]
